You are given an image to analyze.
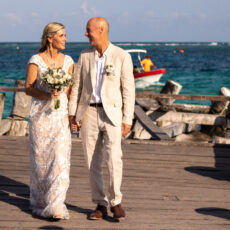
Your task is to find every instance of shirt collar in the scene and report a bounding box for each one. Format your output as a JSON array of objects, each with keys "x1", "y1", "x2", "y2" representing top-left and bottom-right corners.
[{"x1": 95, "y1": 43, "x2": 111, "y2": 59}]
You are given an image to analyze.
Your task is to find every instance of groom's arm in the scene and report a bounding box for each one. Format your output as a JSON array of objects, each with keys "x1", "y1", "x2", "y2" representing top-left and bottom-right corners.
[
  {"x1": 121, "y1": 52, "x2": 135, "y2": 127},
  {"x1": 69, "y1": 54, "x2": 83, "y2": 117}
]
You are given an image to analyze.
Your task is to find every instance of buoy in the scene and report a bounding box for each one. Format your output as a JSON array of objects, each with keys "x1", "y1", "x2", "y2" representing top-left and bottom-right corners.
[{"x1": 179, "y1": 49, "x2": 184, "y2": 53}]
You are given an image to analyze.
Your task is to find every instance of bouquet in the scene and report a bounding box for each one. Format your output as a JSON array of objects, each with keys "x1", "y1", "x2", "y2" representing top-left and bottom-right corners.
[{"x1": 40, "y1": 67, "x2": 74, "y2": 109}]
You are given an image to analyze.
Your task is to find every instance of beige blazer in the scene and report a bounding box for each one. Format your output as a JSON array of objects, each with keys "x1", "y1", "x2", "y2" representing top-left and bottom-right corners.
[{"x1": 69, "y1": 43, "x2": 135, "y2": 127}]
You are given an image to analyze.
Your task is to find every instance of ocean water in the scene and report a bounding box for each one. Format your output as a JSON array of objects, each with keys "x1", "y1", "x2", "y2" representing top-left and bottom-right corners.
[{"x1": 0, "y1": 42, "x2": 230, "y2": 118}]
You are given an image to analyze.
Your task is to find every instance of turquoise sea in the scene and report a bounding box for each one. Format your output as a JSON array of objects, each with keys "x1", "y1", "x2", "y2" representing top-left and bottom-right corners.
[{"x1": 0, "y1": 42, "x2": 230, "y2": 118}]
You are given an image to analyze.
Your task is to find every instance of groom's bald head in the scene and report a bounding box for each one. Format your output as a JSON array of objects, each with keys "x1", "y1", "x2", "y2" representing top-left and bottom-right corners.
[{"x1": 87, "y1": 17, "x2": 109, "y2": 34}]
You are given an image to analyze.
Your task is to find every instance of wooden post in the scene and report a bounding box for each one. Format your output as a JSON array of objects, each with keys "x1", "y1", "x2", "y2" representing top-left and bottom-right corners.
[
  {"x1": 210, "y1": 87, "x2": 230, "y2": 114},
  {"x1": 0, "y1": 93, "x2": 5, "y2": 126},
  {"x1": 157, "y1": 80, "x2": 182, "y2": 105},
  {"x1": 11, "y1": 80, "x2": 31, "y2": 119}
]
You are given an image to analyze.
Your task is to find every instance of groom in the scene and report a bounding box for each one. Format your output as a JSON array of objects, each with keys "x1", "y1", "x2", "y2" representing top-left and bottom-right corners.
[{"x1": 69, "y1": 17, "x2": 135, "y2": 220}]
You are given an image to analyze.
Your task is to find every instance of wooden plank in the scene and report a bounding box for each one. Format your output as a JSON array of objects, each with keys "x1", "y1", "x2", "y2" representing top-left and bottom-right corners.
[
  {"x1": 134, "y1": 105, "x2": 170, "y2": 140},
  {"x1": 161, "y1": 122, "x2": 186, "y2": 137},
  {"x1": 136, "y1": 92, "x2": 230, "y2": 102},
  {"x1": 0, "y1": 86, "x2": 25, "y2": 92},
  {"x1": 1, "y1": 136, "x2": 230, "y2": 229},
  {"x1": 155, "y1": 111, "x2": 226, "y2": 126},
  {"x1": 161, "y1": 103, "x2": 210, "y2": 114}
]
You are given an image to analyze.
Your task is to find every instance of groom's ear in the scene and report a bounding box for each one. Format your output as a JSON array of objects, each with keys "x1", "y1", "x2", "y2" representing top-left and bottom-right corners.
[{"x1": 98, "y1": 26, "x2": 104, "y2": 34}]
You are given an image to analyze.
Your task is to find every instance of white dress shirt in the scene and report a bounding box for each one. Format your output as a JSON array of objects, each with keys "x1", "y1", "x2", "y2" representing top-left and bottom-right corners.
[{"x1": 90, "y1": 44, "x2": 111, "y2": 103}]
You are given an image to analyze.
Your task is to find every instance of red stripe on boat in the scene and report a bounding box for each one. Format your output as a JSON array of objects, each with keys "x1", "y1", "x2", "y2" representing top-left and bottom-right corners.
[{"x1": 134, "y1": 68, "x2": 166, "y2": 79}]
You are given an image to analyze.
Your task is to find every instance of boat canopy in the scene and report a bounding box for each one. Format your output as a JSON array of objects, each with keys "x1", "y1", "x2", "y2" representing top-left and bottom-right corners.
[
  {"x1": 126, "y1": 49, "x2": 147, "y2": 70},
  {"x1": 126, "y1": 49, "x2": 147, "y2": 53}
]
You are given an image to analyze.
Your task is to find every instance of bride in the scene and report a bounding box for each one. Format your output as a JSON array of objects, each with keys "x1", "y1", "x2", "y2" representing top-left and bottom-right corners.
[{"x1": 25, "y1": 22, "x2": 74, "y2": 220}]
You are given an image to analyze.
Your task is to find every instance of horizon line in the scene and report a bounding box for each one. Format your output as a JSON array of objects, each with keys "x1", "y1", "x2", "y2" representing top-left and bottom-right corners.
[{"x1": 0, "y1": 41, "x2": 229, "y2": 43}]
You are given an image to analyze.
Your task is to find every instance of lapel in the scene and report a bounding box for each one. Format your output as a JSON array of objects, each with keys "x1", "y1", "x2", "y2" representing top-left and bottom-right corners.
[
  {"x1": 102, "y1": 44, "x2": 114, "y2": 85},
  {"x1": 89, "y1": 47, "x2": 96, "y2": 89}
]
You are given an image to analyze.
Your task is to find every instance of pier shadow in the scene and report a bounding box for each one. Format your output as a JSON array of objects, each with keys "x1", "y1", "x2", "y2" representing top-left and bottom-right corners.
[
  {"x1": 0, "y1": 175, "x2": 96, "y2": 221},
  {"x1": 185, "y1": 144, "x2": 230, "y2": 182},
  {"x1": 184, "y1": 144, "x2": 230, "y2": 220},
  {"x1": 0, "y1": 175, "x2": 117, "y2": 222},
  {"x1": 196, "y1": 208, "x2": 230, "y2": 220},
  {"x1": 0, "y1": 175, "x2": 30, "y2": 214},
  {"x1": 39, "y1": 226, "x2": 64, "y2": 230},
  {"x1": 67, "y1": 203, "x2": 119, "y2": 222},
  {"x1": 66, "y1": 203, "x2": 92, "y2": 219}
]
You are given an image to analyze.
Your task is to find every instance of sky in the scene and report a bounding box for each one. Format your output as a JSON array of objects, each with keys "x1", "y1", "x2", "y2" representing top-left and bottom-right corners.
[{"x1": 0, "y1": 0, "x2": 229, "y2": 42}]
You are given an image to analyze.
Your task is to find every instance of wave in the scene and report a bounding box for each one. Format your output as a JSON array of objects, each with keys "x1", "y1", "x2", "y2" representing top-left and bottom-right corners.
[
  {"x1": 116, "y1": 43, "x2": 133, "y2": 46},
  {"x1": 135, "y1": 43, "x2": 152, "y2": 46},
  {"x1": 164, "y1": 42, "x2": 221, "y2": 47},
  {"x1": 165, "y1": 43, "x2": 179, "y2": 46},
  {"x1": 208, "y1": 42, "x2": 218, "y2": 46},
  {"x1": 116, "y1": 43, "x2": 153, "y2": 46}
]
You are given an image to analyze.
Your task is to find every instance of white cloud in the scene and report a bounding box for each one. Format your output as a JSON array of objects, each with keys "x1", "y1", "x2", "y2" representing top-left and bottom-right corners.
[
  {"x1": 81, "y1": 0, "x2": 100, "y2": 16},
  {"x1": 1, "y1": 13, "x2": 23, "y2": 26},
  {"x1": 81, "y1": 0, "x2": 90, "y2": 15}
]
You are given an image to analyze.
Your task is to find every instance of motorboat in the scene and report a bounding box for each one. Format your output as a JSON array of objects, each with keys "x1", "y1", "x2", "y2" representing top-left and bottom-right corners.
[{"x1": 126, "y1": 49, "x2": 166, "y2": 87}]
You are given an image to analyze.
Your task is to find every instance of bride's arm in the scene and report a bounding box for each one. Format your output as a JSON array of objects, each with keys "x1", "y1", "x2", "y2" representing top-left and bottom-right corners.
[
  {"x1": 66, "y1": 63, "x2": 74, "y2": 100},
  {"x1": 25, "y1": 63, "x2": 51, "y2": 100}
]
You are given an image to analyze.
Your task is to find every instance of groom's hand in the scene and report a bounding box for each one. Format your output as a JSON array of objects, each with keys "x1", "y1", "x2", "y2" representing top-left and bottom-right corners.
[
  {"x1": 121, "y1": 123, "x2": 131, "y2": 138},
  {"x1": 69, "y1": 116, "x2": 80, "y2": 132},
  {"x1": 69, "y1": 115, "x2": 75, "y2": 124}
]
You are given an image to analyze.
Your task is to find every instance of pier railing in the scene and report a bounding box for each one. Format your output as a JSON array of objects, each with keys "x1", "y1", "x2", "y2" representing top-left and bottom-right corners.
[
  {"x1": 1, "y1": 86, "x2": 230, "y2": 102},
  {"x1": 0, "y1": 86, "x2": 25, "y2": 92},
  {"x1": 1, "y1": 85, "x2": 230, "y2": 141}
]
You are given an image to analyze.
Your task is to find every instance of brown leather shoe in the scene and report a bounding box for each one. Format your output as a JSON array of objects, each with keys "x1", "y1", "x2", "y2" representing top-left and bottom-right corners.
[
  {"x1": 89, "y1": 205, "x2": 108, "y2": 220},
  {"x1": 110, "y1": 204, "x2": 126, "y2": 219}
]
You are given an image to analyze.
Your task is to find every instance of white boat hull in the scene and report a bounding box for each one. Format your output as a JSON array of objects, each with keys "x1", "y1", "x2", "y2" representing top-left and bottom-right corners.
[{"x1": 135, "y1": 73, "x2": 163, "y2": 85}]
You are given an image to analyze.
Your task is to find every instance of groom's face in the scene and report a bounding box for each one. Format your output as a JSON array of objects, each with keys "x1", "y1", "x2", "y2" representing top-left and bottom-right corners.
[{"x1": 85, "y1": 21, "x2": 100, "y2": 47}]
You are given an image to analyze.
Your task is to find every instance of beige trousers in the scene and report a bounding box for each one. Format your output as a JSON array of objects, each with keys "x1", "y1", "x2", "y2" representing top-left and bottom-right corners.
[{"x1": 81, "y1": 106, "x2": 123, "y2": 207}]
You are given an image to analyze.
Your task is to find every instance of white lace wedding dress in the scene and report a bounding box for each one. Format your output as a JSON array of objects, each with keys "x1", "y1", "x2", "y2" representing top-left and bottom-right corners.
[{"x1": 28, "y1": 54, "x2": 73, "y2": 219}]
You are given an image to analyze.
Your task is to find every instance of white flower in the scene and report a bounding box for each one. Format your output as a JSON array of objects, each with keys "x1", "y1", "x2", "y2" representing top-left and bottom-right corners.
[
  {"x1": 59, "y1": 79, "x2": 64, "y2": 84},
  {"x1": 105, "y1": 64, "x2": 115, "y2": 76}
]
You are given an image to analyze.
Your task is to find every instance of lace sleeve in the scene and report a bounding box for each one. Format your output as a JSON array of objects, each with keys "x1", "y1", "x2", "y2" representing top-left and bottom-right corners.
[
  {"x1": 28, "y1": 54, "x2": 39, "y2": 65},
  {"x1": 64, "y1": 55, "x2": 74, "y2": 72}
]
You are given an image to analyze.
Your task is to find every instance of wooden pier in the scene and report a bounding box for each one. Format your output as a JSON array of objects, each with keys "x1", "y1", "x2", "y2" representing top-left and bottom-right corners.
[{"x1": 1, "y1": 136, "x2": 230, "y2": 230}]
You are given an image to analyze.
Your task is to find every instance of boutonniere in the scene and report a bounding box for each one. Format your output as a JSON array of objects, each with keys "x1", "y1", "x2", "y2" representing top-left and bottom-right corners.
[{"x1": 104, "y1": 64, "x2": 115, "y2": 76}]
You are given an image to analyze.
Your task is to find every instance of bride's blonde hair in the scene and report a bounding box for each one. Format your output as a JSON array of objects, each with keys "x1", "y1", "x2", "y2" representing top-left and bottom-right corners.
[{"x1": 39, "y1": 22, "x2": 65, "y2": 52}]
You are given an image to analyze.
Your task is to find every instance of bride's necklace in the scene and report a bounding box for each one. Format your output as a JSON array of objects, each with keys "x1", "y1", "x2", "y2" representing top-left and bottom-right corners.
[{"x1": 45, "y1": 52, "x2": 59, "y2": 68}]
